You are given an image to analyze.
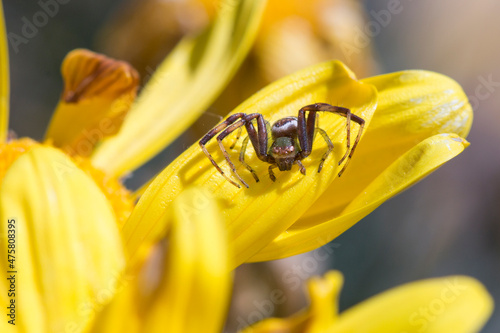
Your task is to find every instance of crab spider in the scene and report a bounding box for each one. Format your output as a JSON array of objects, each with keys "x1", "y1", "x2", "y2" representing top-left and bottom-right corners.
[{"x1": 199, "y1": 103, "x2": 365, "y2": 188}]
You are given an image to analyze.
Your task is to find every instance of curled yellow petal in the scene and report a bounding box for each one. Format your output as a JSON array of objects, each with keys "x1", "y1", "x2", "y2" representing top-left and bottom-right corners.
[
  {"x1": 122, "y1": 60, "x2": 377, "y2": 268},
  {"x1": 331, "y1": 276, "x2": 493, "y2": 333},
  {"x1": 144, "y1": 187, "x2": 230, "y2": 333},
  {"x1": 250, "y1": 133, "x2": 469, "y2": 261},
  {"x1": 45, "y1": 49, "x2": 139, "y2": 157},
  {"x1": 362, "y1": 70, "x2": 472, "y2": 138},
  {"x1": 91, "y1": 0, "x2": 267, "y2": 176},
  {"x1": 250, "y1": 70, "x2": 473, "y2": 261},
  {"x1": 304, "y1": 70, "x2": 473, "y2": 223},
  {"x1": 0, "y1": 1, "x2": 9, "y2": 141},
  {"x1": 0, "y1": 146, "x2": 125, "y2": 332}
]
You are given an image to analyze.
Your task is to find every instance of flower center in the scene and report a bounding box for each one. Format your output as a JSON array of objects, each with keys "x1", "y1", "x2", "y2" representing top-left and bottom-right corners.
[
  {"x1": 0, "y1": 138, "x2": 134, "y2": 227},
  {"x1": 0, "y1": 137, "x2": 37, "y2": 183}
]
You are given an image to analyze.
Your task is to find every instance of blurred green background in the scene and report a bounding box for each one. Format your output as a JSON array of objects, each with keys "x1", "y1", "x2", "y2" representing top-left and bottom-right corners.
[{"x1": 5, "y1": 0, "x2": 500, "y2": 331}]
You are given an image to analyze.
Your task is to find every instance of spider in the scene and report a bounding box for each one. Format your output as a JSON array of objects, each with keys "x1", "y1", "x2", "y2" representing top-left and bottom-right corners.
[{"x1": 199, "y1": 103, "x2": 365, "y2": 188}]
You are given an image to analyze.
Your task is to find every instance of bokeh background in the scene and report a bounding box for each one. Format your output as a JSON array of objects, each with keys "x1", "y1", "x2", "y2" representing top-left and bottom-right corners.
[{"x1": 5, "y1": 0, "x2": 500, "y2": 331}]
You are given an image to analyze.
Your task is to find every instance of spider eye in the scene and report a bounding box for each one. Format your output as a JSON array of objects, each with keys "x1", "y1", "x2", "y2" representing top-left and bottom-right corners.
[
  {"x1": 270, "y1": 137, "x2": 297, "y2": 159},
  {"x1": 271, "y1": 145, "x2": 295, "y2": 156}
]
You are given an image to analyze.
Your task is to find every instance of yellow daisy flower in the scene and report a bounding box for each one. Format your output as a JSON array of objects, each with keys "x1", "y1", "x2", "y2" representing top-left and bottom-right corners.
[
  {"x1": 3, "y1": 0, "x2": 472, "y2": 272},
  {"x1": 241, "y1": 270, "x2": 493, "y2": 333},
  {"x1": 121, "y1": 59, "x2": 472, "y2": 268},
  {"x1": 1, "y1": 150, "x2": 230, "y2": 332},
  {"x1": 0, "y1": 0, "x2": 260, "y2": 331},
  {"x1": 0, "y1": 0, "x2": 266, "y2": 227},
  {"x1": 0, "y1": 0, "x2": 479, "y2": 331}
]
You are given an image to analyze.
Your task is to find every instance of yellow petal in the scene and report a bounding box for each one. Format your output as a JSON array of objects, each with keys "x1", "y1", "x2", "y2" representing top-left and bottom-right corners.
[
  {"x1": 250, "y1": 133, "x2": 469, "y2": 261},
  {"x1": 144, "y1": 187, "x2": 230, "y2": 332},
  {"x1": 307, "y1": 271, "x2": 342, "y2": 329},
  {"x1": 45, "y1": 49, "x2": 139, "y2": 157},
  {"x1": 241, "y1": 272, "x2": 493, "y2": 333},
  {"x1": 91, "y1": 0, "x2": 267, "y2": 176},
  {"x1": 90, "y1": 187, "x2": 230, "y2": 333},
  {"x1": 0, "y1": 1, "x2": 9, "y2": 141},
  {"x1": 88, "y1": 276, "x2": 141, "y2": 333},
  {"x1": 331, "y1": 276, "x2": 493, "y2": 333},
  {"x1": 122, "y1": 60, "x2": 377, "y2": 268},
  {"x1": 250, "y1": 70, "x2": 472, "y2": 261},
  {"x1": 362, "y1": 70, "x2": 472, "y2": 138},
  {"x1": 0, "y1": 146, "x2": 125, "y2": 332},
  {"x1": 304, "y1": 70, "x2": 472, "y2": 226}
]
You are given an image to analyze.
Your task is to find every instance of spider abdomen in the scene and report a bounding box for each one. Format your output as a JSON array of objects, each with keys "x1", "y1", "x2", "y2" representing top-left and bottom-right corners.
[{"x1": 271, "y1": 117, "x2": 298, "y2": 139}]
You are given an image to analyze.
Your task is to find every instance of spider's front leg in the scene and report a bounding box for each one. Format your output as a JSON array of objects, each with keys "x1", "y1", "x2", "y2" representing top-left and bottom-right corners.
[
  {"x1": 199, "y1": 113, "x2": 248, "y2": 188},
  {"x1": 214, "y1": 113, "x2": 271, "y2": 188},
  {"x1": 297, "y1": 103, "x2": 365, "y2": 176}
]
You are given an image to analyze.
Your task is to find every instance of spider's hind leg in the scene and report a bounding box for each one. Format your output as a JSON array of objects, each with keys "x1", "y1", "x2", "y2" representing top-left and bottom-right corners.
[
  {"x1": 298, "y1": 103, "x2": 365, "y2": 177},
  {"x1": 316, "y1": 128, "x2": 334, "y2": 173}
]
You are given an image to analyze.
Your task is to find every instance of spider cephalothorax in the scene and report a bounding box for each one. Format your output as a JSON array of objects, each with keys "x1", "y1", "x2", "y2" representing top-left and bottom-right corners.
[
  {"x1": 269, "y1": 117, "x2": 300, "y2": 171},
  {"x1": 199, "y1": 103, "x2": 365, "y2": 188}
]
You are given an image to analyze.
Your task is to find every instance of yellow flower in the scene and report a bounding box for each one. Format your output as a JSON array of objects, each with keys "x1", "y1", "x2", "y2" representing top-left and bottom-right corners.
[
  {"x1": 1, "y1": 0, "x2": 471, "y2": 271},
  {"x1": 120, "y1": 59, "x2": 472, "y2": 268},
  {"x1": 0, "y1": 147, "x2": 126, "y2": 332},
  {"x1": 241, "y1": 270, "x2": 493, "y2": 333},
  {"x1": 0, "y1": 0, "x2": 479, "y2": 331},
  {"x1": 88, "y1": 187, "x2": 230, "y2": 333},
  {"x1": 89, "y1": 0, "x2": 267, "y2": 175},
  {"x1": 0, "y1": 147, "x2": 230, "y2": 332},
  {"x1": 0, "y1": 0, "x2": 261, "y2": 331},
  {"x1": 0, "y1": 0, "x2": 266, "y2": 245}
]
